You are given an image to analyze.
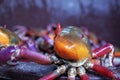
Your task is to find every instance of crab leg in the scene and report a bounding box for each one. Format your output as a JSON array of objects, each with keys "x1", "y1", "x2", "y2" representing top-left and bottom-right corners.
[
  {"x1": 39, "y1": 65, "x2": 66, "y2": 80},
  {"x1": 0, "y1": 46, "x2": 16, "y2": 64},
  {"x1": 0, "y1": 45, "x2": 53, "y2": 65},
  {"x1": 92, "y1": 43, "x2": 114, "y2": 66},
  {"x1": 19, "y1": 46, "x2": 52, "y2": 65},
  {"x1": 67, "y1": 67, "x2": 76, "y2": 80},
  {"x1": 42, "y1": 35, "x2": 53, "y2": 47},
  {"x1": 26, "y1": 39, "x2": 38, "y2": 52},
  {"x1": 13, "y1": 25, "x2": 29, "y2": 41},
  {"x1": 92, "y1": 43, "x2": 114, "y2": 58},
  {"x1": 77, "y1": 66, "x2": 89, "y2": 80},
  {"x1": 85, "y1": 62, "x2": 119, "y2": 80}
]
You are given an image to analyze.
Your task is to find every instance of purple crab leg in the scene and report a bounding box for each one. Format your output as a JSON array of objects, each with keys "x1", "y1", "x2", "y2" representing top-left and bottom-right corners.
[
  {"x1": 13, "y1": 25, "x2": 29, "y2": 41},
  {"x1": 13, "y1": 25, "x2": 28, "y2": 35},
  {"x1": 0, "y1": 46, "x2": 16, "y2": 64},
  {"x1": 26, "y1": 39, "x2": 38, "y2": 52},
  {"x1": 0, "y1": 45, "x2": 52, "y2": 65},
  {"x1": 19, "y1": 46, "x2": 52, "y2": 65},
  {"x1": 42, "y1": 35, "x2": 53, "y2": 46}
]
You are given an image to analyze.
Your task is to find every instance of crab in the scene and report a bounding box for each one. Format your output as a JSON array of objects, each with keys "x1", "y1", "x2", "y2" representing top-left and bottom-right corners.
[
  {"x1": 38, "y1": 24, "x2": 118, "y2": 80},
  {"x1": 0, "y1": 26, "x2": 21, "y2": 47},
  {"x1": 0, "y1": 26, "x2": 37, "y2": 64},
  {"x1": 13, "y1": 25, "x2": 38, "y2": 52},
  {"x1": 0, "y1": 24, "x2": 119, "y2": 80}
]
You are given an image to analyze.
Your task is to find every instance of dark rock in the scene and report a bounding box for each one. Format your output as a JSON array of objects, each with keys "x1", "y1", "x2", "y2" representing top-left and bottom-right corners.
[{"x1": 0, "y1": 62, "x2": 120, "y2": 80}]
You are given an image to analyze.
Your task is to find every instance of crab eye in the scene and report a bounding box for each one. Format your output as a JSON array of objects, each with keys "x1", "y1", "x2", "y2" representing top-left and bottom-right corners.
[{"x1": 52, "y1": 26, "x2": 57, "y2": 30}]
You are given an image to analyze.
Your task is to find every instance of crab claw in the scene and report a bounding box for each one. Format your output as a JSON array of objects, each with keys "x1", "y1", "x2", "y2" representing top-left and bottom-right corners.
[{"x1": 0, "y1": 46, "x2": 16, "y2": 65}]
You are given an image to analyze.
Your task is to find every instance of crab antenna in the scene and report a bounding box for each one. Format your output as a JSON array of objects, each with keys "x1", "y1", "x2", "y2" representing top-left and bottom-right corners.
[{"x1": 54, "y1": 23, "x2": 61, "y2": 38}]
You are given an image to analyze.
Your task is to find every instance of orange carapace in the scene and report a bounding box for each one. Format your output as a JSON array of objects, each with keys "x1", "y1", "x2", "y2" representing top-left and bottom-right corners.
[
  {"x1": 54, "y1": 26, "x2": 91, "y2": 61},
  {"x1": 0, "y1": 27, "x2": 21, "y2": 47}
]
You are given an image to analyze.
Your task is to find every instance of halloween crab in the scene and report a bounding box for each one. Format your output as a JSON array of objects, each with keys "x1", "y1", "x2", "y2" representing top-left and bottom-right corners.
[
  {"x1": 0, "y1": 24, "x2": 119, "y2": 80},
  {"x1": 38, "y1": 24, "x2": 118, "y2": 80},
  {"x1": 0, "y1": 26, "x2": 21, "y2": 47}
]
